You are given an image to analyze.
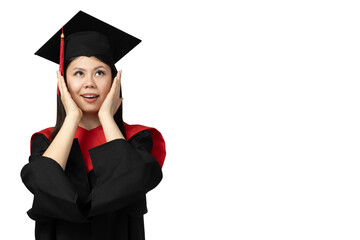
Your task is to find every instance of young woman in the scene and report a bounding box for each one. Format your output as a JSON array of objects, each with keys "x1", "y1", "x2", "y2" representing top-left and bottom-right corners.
[{"x1": 20, "y1": 11, "x2": 166, "y2": 240}]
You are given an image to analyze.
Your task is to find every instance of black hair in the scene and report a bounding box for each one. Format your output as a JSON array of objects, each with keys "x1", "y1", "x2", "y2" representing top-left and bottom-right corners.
[{"x1": 49, "y1": 55, "x2": 126, "y2": 141}]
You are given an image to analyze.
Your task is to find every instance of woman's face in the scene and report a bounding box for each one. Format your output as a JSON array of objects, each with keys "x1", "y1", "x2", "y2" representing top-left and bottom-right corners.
[{"x1": 66, "y1": 56, "x2": 112, "y2": 114}]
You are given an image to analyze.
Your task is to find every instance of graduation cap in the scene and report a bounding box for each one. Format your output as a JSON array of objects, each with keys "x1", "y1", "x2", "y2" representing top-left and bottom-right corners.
[{"x1": 35, "y1": 10, "x2": 141, "y2": 93}]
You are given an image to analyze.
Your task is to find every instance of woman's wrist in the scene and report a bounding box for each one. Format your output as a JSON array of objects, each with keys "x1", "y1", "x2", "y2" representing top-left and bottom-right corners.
[
  {"x1": 64, "y1": 114, "x2": 82, "y2": 126},
  {"x1": 99, "y1": 114, "x2": 125, "y2": 141},
  {"x1": 98, "y1": 112, "x2": 113, "y2": 123},
  {"x1": 42, "y1": 113, "x2": 80, "y2": 171}
]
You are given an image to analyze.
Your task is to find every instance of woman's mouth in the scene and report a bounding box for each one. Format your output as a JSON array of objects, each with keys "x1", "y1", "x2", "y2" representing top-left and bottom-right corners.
[{"x1": 81, "y1": 94, "x2": 99, "y2": 103}]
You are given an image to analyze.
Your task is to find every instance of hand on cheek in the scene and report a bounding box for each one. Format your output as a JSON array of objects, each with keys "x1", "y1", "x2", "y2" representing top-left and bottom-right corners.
[
  {"x1": 98, "y1": 70, "x2": 123, "y2": 119},
  {"x1": 57, "y1": 71, "x2": 83, "y2": 121}
]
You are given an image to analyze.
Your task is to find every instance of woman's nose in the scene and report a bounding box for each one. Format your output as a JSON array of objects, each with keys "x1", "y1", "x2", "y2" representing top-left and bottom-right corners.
[{"x1": 84, "y1": 75, "x2": 96, "y2": 88}]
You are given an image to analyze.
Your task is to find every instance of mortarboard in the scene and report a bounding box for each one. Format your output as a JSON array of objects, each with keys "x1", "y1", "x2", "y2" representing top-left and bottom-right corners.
[{"x1": 35, "y1": 10, "x2": 141, "y2": 94}]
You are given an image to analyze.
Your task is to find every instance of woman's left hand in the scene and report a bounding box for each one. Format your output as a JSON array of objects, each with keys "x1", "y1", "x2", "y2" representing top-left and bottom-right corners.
[{"x1": 98, "y1": 70, "x2": 123, "y2": 119}]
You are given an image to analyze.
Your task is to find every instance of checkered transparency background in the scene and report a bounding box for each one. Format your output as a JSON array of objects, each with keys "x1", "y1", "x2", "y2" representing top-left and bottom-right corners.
[{"x1": 1, "y1": 0, "x2": 360, "y2": 239}]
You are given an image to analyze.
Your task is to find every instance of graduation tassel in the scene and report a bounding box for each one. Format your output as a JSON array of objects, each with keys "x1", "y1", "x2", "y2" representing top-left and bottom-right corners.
[
  {"x1": 58, "y1": 26, "x2": 65, "y2": 95},
  {"x1": 59, "y1": 27, "x2": 65, "y2": 75}
]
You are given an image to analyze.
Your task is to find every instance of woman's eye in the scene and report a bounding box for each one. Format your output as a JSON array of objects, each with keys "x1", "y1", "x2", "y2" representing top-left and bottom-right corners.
[
  {"x1": 74, "y1": 71, "x2": 84, "y2": 76},
  {"x1": 95, "y1": 71, "x2": 105, "y2": 76}
]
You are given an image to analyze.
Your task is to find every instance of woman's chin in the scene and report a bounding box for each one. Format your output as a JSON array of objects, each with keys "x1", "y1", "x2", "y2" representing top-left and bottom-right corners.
[{"x1": 80, "y1": 107, "x2": 100, "y2": 115}]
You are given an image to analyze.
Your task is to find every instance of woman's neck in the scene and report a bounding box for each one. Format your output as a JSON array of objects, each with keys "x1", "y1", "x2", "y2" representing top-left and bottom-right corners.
[{"x1": 79, "y1": 113, "x2": 101, "y2": 130}]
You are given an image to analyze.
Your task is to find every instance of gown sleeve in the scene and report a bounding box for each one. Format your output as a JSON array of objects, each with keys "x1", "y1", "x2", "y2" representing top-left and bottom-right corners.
[
  {"x1": 21, "y1": 129, "x2": 163, "y2": 221},
  {"x1": 87, "y1": 130, "x2": 163, "y2": 217},
  {"x1": 20, "y1": 133, "x2": 89, "y2": 223}
]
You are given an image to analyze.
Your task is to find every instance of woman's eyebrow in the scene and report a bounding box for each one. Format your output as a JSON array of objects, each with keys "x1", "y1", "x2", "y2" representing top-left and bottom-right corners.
[
  {"x1": 71, "y1": 66, "x2": 107, "y2": 71},
  {"x1": 72, "y1": 67, "x2": 86, "y2": 71},
  {"x1": 94, "y1": 65, "x2": 107, "y2": 70}
]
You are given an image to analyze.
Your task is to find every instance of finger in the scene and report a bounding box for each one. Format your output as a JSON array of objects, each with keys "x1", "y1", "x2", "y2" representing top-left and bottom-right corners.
[
  {"x1": 110, "y1": 72, "x2": 120, "y2": 94},
  {"x1": 57, "y1": 71, "x2": 64, "y2": 96},
  {"x1": 117, "y1": 98, "x2": 122, "y2": 109},
  {"x1": 57, "y1": 71, "x2": 69, "y2": 97},
  {"x1": 116, "y1": 71, "x2": 121, "y2": 90},
  {"x1": 115, "y1": 71, "x2": 121, "y2": 84},
  {"x1": 115, "y1": 70, "x2": 122, "y2": 97}
]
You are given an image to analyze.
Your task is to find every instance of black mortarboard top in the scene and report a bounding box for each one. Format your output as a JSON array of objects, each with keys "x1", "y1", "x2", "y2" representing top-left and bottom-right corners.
[{"x1": 35, "y1": 10, "x2": 141, "y2": 67}]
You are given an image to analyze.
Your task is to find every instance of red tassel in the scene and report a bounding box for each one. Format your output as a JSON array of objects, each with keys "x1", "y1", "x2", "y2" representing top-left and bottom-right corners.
[{"x1": 58, "y1": 27, "x2": 65, "y2": 95}]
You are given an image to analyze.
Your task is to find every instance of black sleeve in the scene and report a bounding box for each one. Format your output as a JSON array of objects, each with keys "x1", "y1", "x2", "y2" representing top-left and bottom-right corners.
[
  {"x1": 87, "y1": 130, "x2": 163, "y2": 217},
  {"x1": 21, "y1": 130, "x2": 162, "y2": 221},
  {"x1": 20, "y1": 133, "x2": 88, "y2": 223}
]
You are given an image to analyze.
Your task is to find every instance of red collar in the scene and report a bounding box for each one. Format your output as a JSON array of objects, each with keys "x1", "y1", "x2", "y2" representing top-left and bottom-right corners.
[{"x1": 30, "y1": 122, "x2": 166, "y2": 169}]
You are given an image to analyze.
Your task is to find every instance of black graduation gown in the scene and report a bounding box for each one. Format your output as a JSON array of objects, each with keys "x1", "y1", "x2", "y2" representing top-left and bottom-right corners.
[{"x1": 20, "y1": 130, "x2": 162, "y2": 240}]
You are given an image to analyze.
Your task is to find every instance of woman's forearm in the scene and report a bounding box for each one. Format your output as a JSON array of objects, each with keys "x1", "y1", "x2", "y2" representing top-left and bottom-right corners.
[
  {"x1": 99, "y1": 115, "x2": 125, "y2": 142},
  {"x1": 42, "y1": 116, "x2": 80, "y2": 170}
]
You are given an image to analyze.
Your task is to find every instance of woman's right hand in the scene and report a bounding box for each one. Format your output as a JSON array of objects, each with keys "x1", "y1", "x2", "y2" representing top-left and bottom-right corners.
[{"x1": 57, "y1": 71, "x2": 83, "y2": 121}]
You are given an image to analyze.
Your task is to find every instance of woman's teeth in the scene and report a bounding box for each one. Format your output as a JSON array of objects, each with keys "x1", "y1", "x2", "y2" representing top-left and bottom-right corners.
[{"x1": 82, "y1": 95, "x2": 98, "y2": 98}]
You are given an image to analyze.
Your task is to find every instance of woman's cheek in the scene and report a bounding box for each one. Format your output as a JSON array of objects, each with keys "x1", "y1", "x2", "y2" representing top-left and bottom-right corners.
[
  {"x1": 100, "y1": 81, "x2": 112, "y2": 97},
  {"x1": 67, "y1": 81, "x2": 82, "y2": 94}
]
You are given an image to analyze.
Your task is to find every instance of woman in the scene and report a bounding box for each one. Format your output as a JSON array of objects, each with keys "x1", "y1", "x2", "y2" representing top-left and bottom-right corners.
[{"x1": 20, "y1": 11, "x2": 166, "y2": 240}]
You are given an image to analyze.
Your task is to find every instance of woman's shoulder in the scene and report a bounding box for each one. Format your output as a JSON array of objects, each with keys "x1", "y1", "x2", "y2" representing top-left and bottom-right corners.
[
  {"x1": 124, "y1": 122, "x2": 154, "y2": 140},
  {"x1": 124, "y1": 122, "x2": 166, "y2": 168},
  {"x1": 32, "y1": 127, "x2": 54, "y2": 139},
  {"x1": 30, "y1": 127, "x2": 54, "y2": 149},
  {"x1": 124, "y1": 122, "x2": 163, "y2": 140}
]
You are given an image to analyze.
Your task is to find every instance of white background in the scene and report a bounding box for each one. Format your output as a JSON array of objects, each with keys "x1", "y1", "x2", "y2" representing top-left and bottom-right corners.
[{"x1": 1, "y1": 0, "x2": 360, "y2": 239}]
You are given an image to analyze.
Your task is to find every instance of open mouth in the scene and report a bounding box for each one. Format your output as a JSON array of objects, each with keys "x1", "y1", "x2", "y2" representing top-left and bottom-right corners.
[{"x1": 81, "y1": 95, "x2": 99, "y2": 99}]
